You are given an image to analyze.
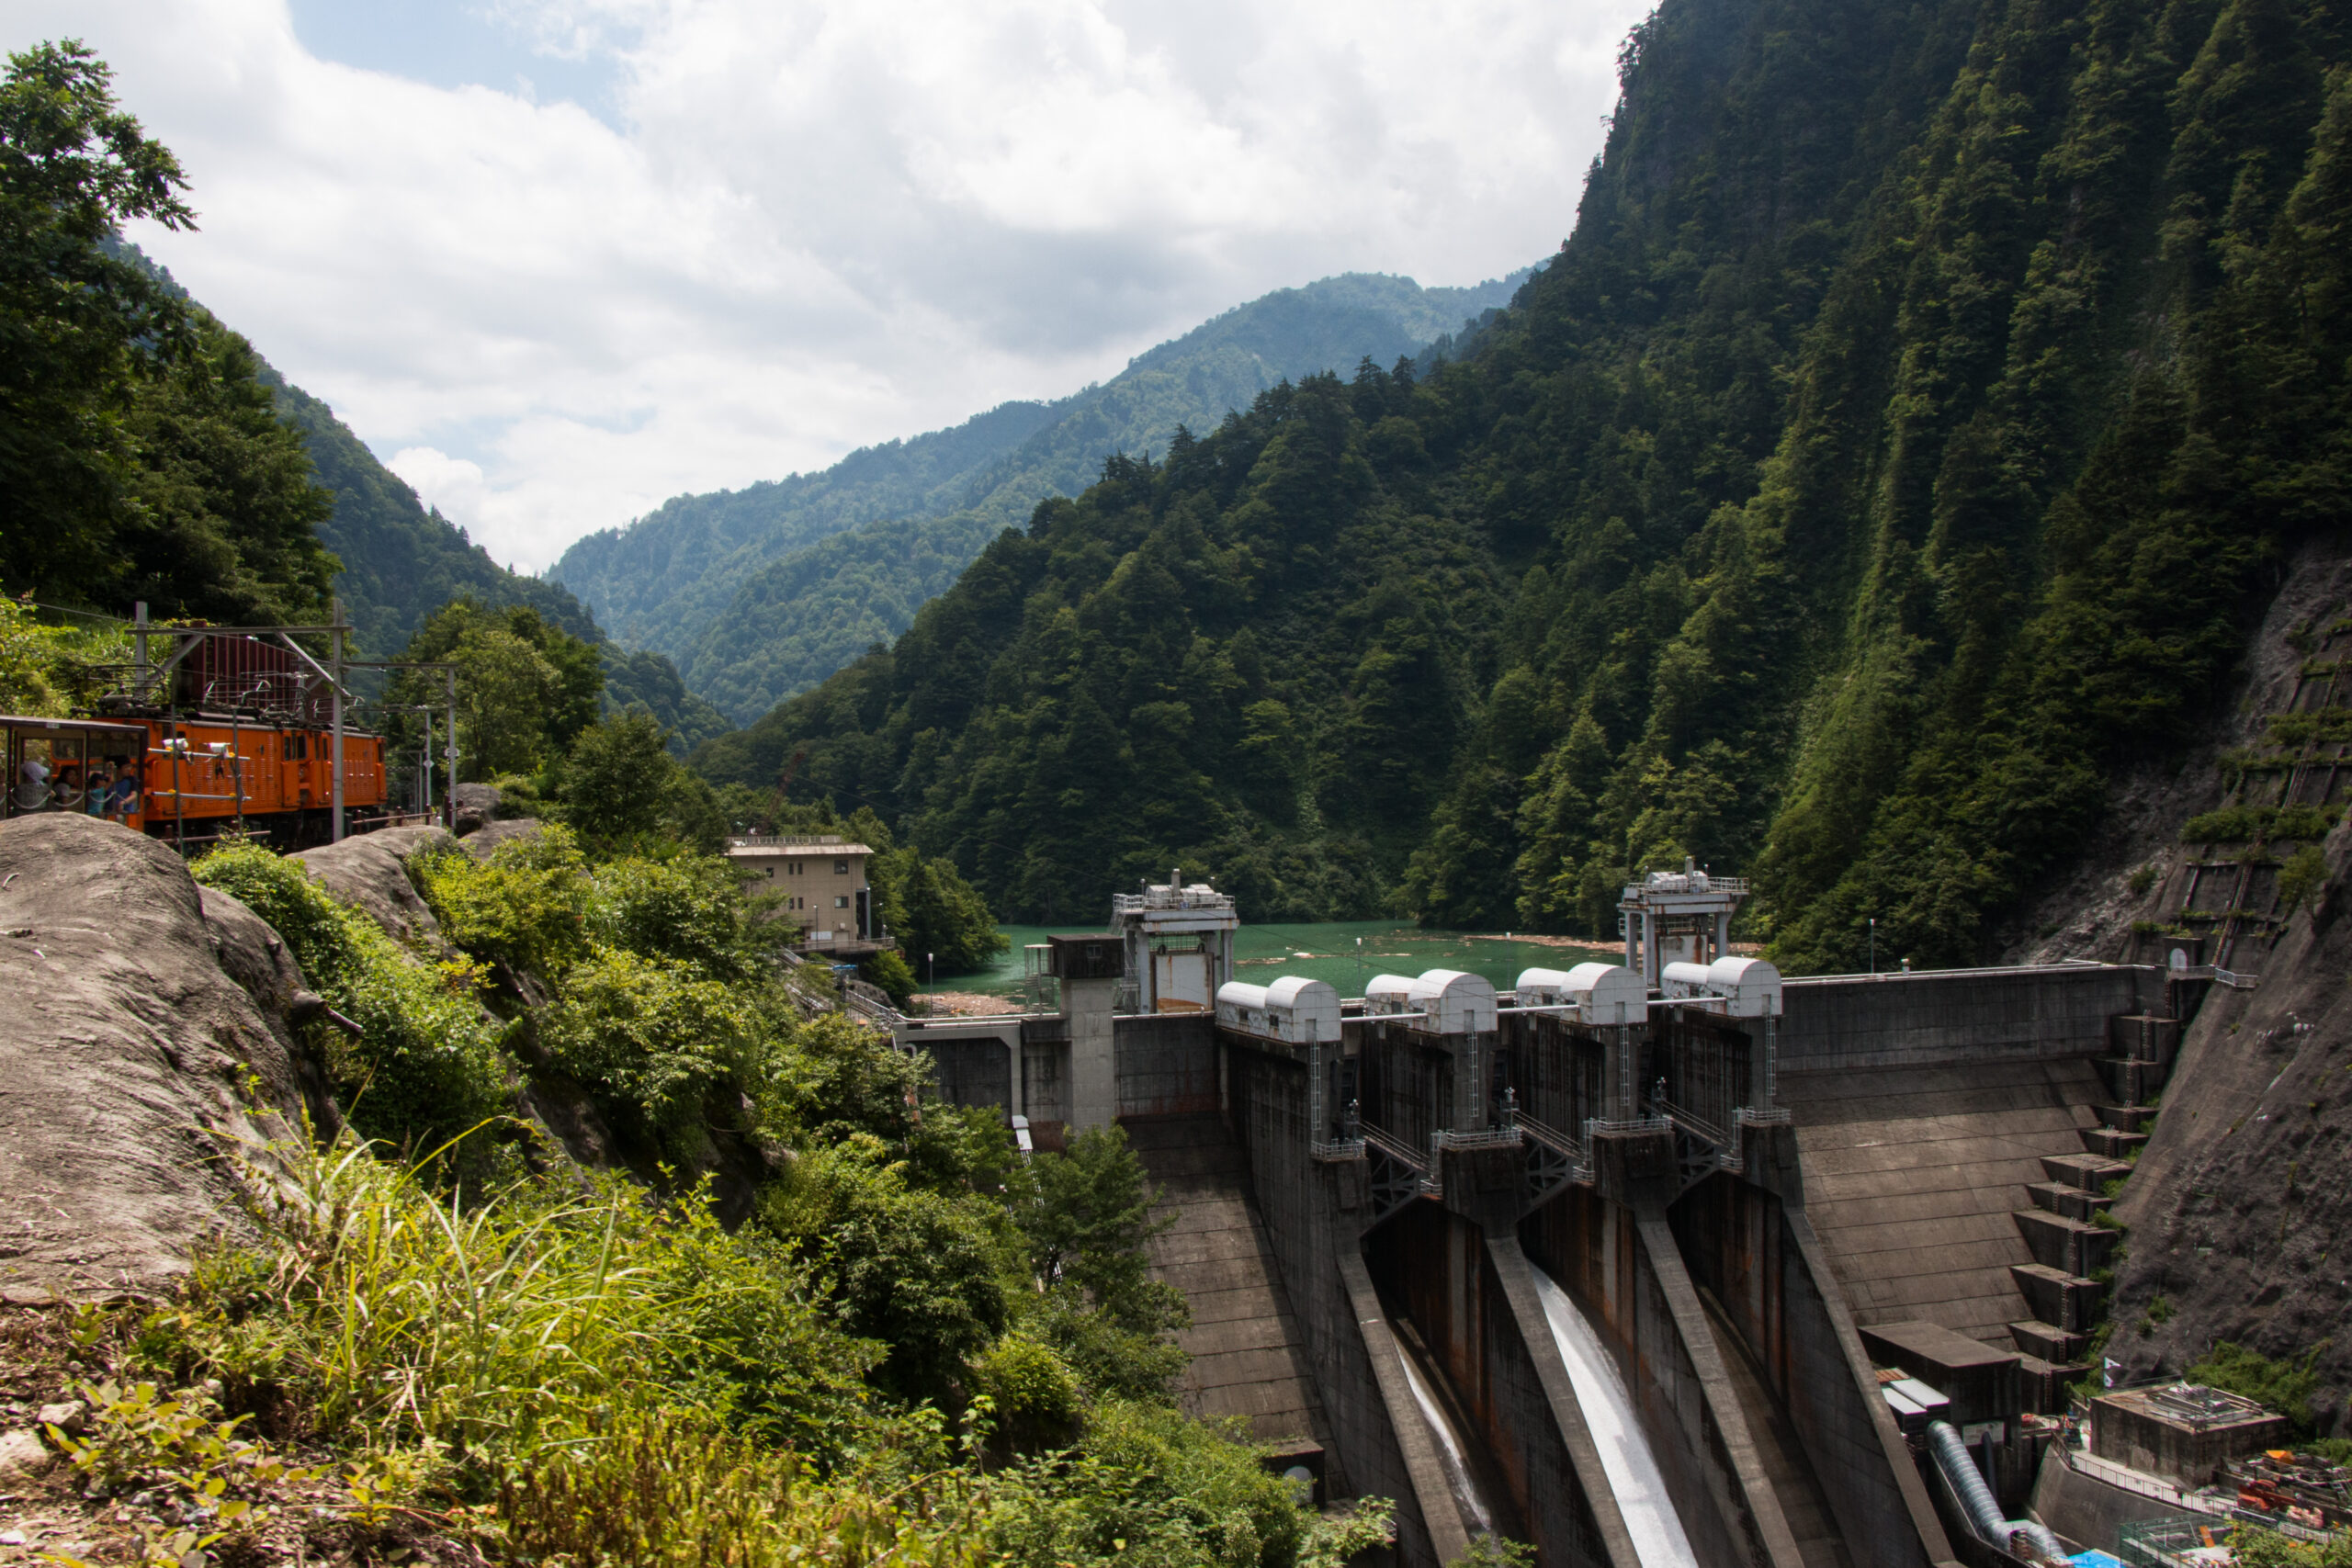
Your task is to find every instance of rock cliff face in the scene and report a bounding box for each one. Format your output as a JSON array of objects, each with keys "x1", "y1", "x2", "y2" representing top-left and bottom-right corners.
[
  {"x1": 1999, "y1": 540, "x2": 2352, "y2": 1438},
  {"x1": 290, "y1": 824, "x2": 458, "y2": 947},
  {"x1": 0, "y1": 817, "x2": 319, "y2": 1303}
]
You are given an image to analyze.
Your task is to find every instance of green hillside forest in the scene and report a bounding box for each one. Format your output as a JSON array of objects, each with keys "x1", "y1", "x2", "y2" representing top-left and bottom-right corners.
[
  {"x1": 551, "y1": 271, "x2": 1526, "y2": 723},
  {"x1": 27, "y1": 213, "x2": 725, "y2": 749},
  {"x1": 701, "y1": 0, "x2": 2352, "y2": 972}
]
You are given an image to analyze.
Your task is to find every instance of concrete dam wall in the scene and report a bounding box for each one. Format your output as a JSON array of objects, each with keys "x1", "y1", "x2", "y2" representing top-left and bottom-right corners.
[{"x1": 899, "y1": 943, "x2": 2171, "y2": 1568}]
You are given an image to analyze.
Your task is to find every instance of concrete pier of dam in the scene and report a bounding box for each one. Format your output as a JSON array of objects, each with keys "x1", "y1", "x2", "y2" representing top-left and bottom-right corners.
[{"x1": 891, "y1": 881, "x2": 2193, "y2": 1568}]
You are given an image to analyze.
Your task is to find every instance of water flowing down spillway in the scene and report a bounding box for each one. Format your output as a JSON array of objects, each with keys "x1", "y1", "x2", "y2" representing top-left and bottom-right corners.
[
  {"x1": 1530, "y1": 1268, "x2": 1701, "y2": 1567},
  {"x1": 1396, "y1": 1341, "x2": 1498, "y2": 1536}
]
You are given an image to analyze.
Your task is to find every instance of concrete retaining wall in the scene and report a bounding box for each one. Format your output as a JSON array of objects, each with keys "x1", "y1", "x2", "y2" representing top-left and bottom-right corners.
[
  {"x1": 1779, "y1": 966, "x2": 2154, "y2": 1073},
  {"x1": 928, "y1": 1034, "x2": 1013, "y2": 1112},
  {"x1": 1221, "y1": 1045, "x2": 1437, "y2": 1560},
  {"x1": 1116, "y1": 1012, "x2": 1219, "y2": 1117},
  {"x1": 1671, "y1": 1142, "x2": 1962, "y2": 1568}
]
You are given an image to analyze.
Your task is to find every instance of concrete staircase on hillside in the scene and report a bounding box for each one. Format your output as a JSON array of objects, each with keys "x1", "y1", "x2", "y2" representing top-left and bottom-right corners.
[{"x1": 2001, "y1": 1148, "x2": 2132, "y2": 1409}]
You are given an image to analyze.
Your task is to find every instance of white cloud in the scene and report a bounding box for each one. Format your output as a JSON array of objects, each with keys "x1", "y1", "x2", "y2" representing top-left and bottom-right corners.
[{"x1": 6, "y1": 0, "x2": 1645, "y2": 570}]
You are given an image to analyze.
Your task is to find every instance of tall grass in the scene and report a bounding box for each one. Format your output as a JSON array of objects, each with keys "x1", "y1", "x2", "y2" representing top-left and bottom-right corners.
[
  {"x1": 160, "y1": 1134, "x2": 876, "y2": 1471},
  {"x1": 138, "y1": 1134, "x2": 1390, "y2": 1567}
]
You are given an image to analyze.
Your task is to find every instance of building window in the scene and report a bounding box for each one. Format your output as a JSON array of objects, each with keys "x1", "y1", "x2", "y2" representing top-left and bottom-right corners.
[
  {"x1": 834, "y1": 895, "x2": 849, "y2": 908},
  {"x1": 834, "y1": 860, "x2": 848, "y2": 874}
]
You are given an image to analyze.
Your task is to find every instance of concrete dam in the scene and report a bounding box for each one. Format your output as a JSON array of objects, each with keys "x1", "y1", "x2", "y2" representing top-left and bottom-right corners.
[{"x1": 892, "y1": 873, "x2": 2191, "y2": 1568}]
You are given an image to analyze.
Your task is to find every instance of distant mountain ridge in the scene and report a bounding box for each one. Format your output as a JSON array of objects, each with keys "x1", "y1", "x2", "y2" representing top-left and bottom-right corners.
[{"x1": 549, "y1": 269, "x2": 1529, "y2": 724}]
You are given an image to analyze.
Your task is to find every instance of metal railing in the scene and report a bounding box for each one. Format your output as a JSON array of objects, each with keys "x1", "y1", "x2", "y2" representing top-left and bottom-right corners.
[
  {"x1": 1434, "y1": 1126, "x2": 1523, "y2": 1152},
  {"x1": 2172, "y1": 964, "x2": 2260, "y2": 989},
  {"x1": 1584, "y1": 1115, "x2": 1670, "y2": 1137},
  {"x1": 1111, "y1": 888, "x2": 1236, "y2": 914}
]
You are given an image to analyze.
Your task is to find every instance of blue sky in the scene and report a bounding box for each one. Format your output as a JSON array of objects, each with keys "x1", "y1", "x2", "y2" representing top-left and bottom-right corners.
[
  {"x1": 287, "y1": 0, "x2": 623, "y2": 122},
  {"x1": 12, "y1": 0, "x2": 1648, "y2": 570}
]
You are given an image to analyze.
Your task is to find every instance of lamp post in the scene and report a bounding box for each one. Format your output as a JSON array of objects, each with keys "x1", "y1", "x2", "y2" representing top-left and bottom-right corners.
[{"x1": 1869, "y1": 917, "x2": 1876, "y2": 975}]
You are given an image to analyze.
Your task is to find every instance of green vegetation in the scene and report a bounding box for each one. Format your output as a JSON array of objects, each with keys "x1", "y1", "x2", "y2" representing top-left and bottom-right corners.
[
  {"x1": 2278, "y1": 844, "x2": 2331, "y2": 912},
  {"x1": 2268, "y1": 710, "x2": 2352, "y2": 748},
  {"x1": 189, "y1": 840, "x2": 512, "y2": 1167},
  {"x1": 2183, "y1": 806, "x2": 2341, "y2": 845},
  {"x1": 0, "y1": 596, "x2": 130, "y2": 715},
  {"x1": 2187, "y1": 1340, "x2": 2332, "y2": 1436},
  {"x1": 383, "y1": 597, "x2": 604, "y2": 780},
  {"x1": 2231, "y1": 1525, "x2": 2352, "y2": 1566},
  {"x1": 0, "y1": 41, "x2": 336, "y2": 626},
  {"x1": 556, "y1": 273, "x2": 1527, "y2": 725},
  {"x1": 694, "y1": 0, "x2": 2352, "y2": 967},
  {"x1": 156, "y1": 794, "x2": 1382, "y2": 1565}
]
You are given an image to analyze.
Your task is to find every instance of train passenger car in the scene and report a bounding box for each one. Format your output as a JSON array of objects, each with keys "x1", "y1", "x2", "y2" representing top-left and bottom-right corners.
[
  {"x1": 3, "y1": 712, "x2": 391, "y2": 848},
  {"x1": 4, "y1": 714, "x2": 153, "y2": 826}
]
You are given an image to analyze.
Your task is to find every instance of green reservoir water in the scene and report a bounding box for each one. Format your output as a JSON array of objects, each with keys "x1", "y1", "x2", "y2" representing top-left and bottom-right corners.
[{"x1": 933, "y1": 920, "x2": 1623, "y2": 1002}]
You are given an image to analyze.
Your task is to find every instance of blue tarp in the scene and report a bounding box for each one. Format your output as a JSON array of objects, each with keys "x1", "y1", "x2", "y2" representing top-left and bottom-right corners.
[{"x1": 2071, "y1": 1551, "x2": 2127, "y2": 1567}]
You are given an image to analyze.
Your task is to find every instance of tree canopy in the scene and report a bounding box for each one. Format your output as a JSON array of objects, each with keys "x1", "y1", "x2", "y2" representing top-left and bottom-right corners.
[{"x1": 0, "y1": 40, "x2": 338, "y2": 624}]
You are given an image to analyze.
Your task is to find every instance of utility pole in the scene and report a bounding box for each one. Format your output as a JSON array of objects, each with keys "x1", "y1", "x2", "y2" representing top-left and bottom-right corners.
[
  {"x1": 330, "y1": 595, "x2": 346, "y2": 843},
  {"x1": 445, "y1": 665, "x2": 458, "y2": 830}
]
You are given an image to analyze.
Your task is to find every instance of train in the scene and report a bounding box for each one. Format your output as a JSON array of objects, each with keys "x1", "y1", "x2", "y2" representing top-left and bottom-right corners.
[{"x1": 3, "y1": 629, "x2": 412, "y2": 850}]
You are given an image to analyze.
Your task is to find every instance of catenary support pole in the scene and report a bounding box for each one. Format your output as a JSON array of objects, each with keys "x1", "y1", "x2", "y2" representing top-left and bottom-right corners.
[
  {"x1": 445, "y1": 667, "x2": 458, "y2": 830},
  {"x1": 330, "y1": 596, "x2": 345, "y2": 842}
]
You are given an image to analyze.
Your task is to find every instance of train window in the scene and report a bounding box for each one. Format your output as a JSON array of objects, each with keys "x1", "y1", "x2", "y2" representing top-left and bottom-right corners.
[{"x1": 5, "y1": 718, "x2": 147, "y2": 819}]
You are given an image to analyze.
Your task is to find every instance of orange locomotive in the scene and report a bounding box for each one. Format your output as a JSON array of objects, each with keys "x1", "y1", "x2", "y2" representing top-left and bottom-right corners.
[
  {"x1": 3, "y1": 632, "x2": 395, "y2": 849},
  {"x1": 1, "y1": 712, "x2": 391, "y2": 848}
]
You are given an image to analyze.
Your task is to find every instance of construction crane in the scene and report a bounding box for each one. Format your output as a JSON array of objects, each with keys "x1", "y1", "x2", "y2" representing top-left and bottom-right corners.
[{"x1": 754, "y1": 748, "x2": 808, "y2": 835}]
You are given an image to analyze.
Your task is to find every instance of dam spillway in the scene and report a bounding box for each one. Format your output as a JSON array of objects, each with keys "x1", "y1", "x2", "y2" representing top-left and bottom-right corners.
[
  {"x1": 895, "y1": 874, "x2": 2192, "y2": 1566},
  {"x1": 1532, "y1": 1265, "x2": 1699, "y2": 1567}
]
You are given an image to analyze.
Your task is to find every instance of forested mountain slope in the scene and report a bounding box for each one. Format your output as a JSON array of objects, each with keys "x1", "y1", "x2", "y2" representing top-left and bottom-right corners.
[
  {"x1": 551, "y1": 272, "x2": 1525, "y2": 723},
  {"x1": 266, "y1": 374, "x2": 598, "y2": 654},
  {"x1": 696, "y1": 0, "x2": 2352, "y2": 966}
]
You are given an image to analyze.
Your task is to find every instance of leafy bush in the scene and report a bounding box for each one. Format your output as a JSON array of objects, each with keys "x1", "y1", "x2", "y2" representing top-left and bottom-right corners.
[
  {"x1": 538, "y1": 945, "x2": 753, "y2": 1156},
  {"x1": 2180, "y1": 805, "x2": 2340, "y2": 844},
  {"x1": 190, "y1": 842, "x2": 510, "y2": 1161},
  {"x1": 2278, "y1": 845, "x2": 2330, "y2": 913},
  {"x1": 863, "y1": 947, "x2": 922, "y2": 1005},
  {"x1": 757, "y1": 1136, "x2": 1013, "y2": 1405},
  {"x1": 494, "y1": 1406, "x2": 985, "y2": 1568},
  {"x1": 2230, "y1": 1525, "x2": 2352, "y2": 1566},
  {"x1": 589, "y1": 851, "x2": 763, "y2": 982},
  {"x1": 2186, "y1": 1341, "x2": 2329, "y2": 1435},
  {"x1": 0, "y1": 596, "x2": 130, "y2": 715},
  {"x1": 2273, "y1": 807, "x2": 2339, "y2": 842},
  {"x1": 412, "y1": 827, "x2": 592, "y2": 982},
  {"x1": 2127, "y1": 864, "x2": 2157, "y2": 898},
  {"x1": 970, "y1": 1332, "x2": 1082, "y2": 1451},
  {"x1": 982, "y1": 1401, "x2": 1390, "y2": 1568},
  {"x1": 2183, "y1": 806, "x2": 2269, "y2": 843}
]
